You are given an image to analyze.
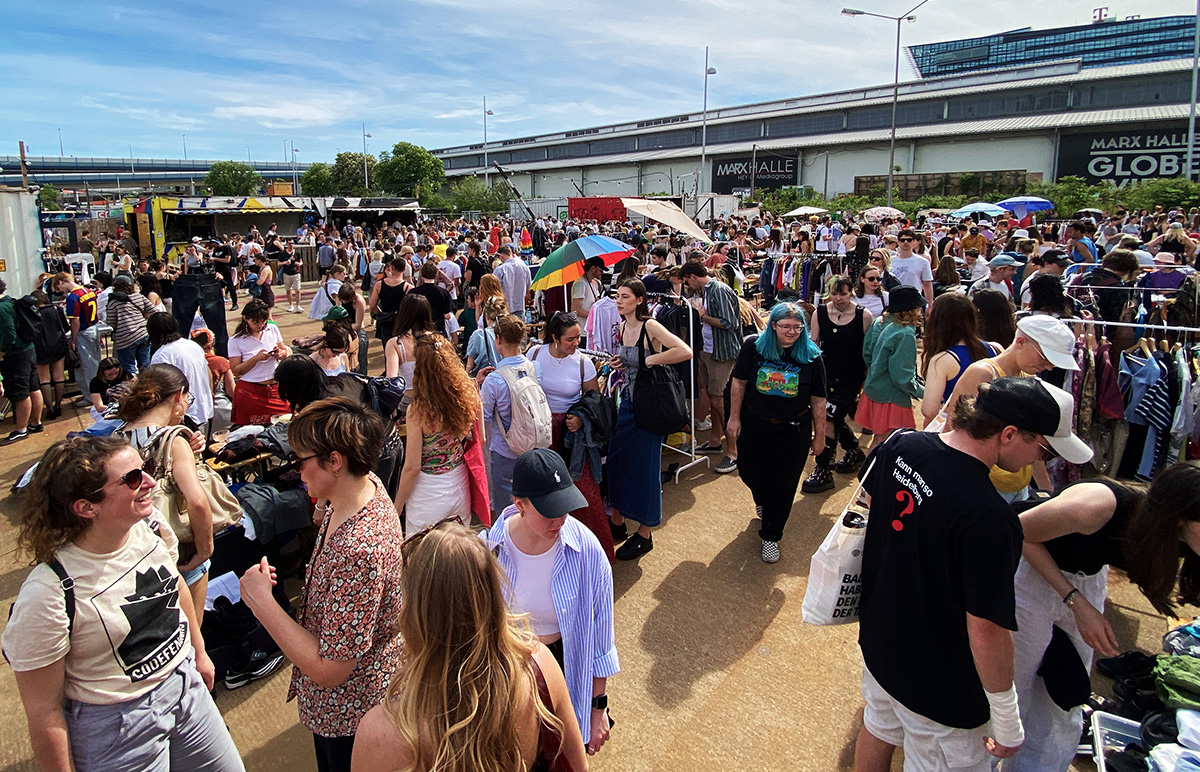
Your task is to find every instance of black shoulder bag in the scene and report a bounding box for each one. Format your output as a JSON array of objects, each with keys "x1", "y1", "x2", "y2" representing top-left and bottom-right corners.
[{"x1": 632, "y1": 322, "x2": 688, "y2": 436}]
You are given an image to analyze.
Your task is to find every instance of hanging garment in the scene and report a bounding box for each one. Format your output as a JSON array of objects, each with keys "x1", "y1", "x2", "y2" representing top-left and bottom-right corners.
[
  {"x1": 1134, "y1": 354, "x2": 1174, "y2": 478},
  {"x1": 1094, "y1": 343, "x2": 1126, "y2": 421}
]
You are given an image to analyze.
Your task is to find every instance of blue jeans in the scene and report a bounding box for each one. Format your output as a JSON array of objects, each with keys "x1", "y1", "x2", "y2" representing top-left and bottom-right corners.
[
  {"x1": 115, "y1": 336, "x2": 150, "y2": 375},
  {"x1": 489, "y1": 451, "x2": 517, "y2": 517},
  {"x1": 171, "y1": 274, "x2": 228, "y2": 358},
  {"x1": 64, "y1": 654, "x2": 245, "y2": 772}
]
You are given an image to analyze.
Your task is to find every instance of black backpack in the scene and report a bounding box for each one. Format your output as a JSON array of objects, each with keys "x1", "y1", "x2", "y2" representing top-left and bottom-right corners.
[{"x1": 6, "y1": 295, "x2": 41, "y2": 345}]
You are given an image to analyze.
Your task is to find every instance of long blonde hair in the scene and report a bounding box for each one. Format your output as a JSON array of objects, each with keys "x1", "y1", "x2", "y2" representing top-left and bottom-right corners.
[
  {"x1": 479, "y1": 274, "x2": 505, "y2": 311},
  {"x1": 385, "y1": 523, "x2": 562, "y2": 771}
]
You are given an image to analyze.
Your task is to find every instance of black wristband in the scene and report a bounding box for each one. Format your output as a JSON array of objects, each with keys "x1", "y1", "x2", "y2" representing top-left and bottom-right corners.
[
  {"x1": 591, "y1": 694, "x2": 608, "y2": 711},
  {"x1": 1063, "y1": 588, "x2": 1080, "y2": 606}
]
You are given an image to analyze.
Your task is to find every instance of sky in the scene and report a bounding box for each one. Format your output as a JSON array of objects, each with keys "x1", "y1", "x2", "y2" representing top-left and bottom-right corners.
[{"x1": 1, "y1": 0, "x2": 1192, "y2": 165}]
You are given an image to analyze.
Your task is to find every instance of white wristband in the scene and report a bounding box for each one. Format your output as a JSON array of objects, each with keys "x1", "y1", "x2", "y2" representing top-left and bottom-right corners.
[{"x1": 985, "y1": 685, "x2": 1024, "y2": 748}]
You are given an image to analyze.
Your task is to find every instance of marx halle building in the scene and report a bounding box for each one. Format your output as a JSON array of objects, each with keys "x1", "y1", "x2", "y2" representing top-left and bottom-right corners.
[{"x1": 431, "y1": 15, "x2": 1198, "y2": 202}]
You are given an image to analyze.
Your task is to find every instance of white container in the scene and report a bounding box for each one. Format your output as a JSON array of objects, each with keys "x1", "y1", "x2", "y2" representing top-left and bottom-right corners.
[{"x1": 1091, "y1": 710, "x2": 1141, "y2": 772}]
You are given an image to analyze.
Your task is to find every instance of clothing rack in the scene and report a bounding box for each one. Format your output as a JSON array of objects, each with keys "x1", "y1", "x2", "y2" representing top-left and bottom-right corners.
[
  {"x1": 646, "y1": 291, "x2": 709, "y2": 482},
  {"x1": 1077, "y1": 318, "x2": 1200, "y2": 335}
]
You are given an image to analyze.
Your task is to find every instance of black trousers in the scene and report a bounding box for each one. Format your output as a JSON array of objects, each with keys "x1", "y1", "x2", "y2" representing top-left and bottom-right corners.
[
  {"x1": 172, "y1": 274, "x2": 229, "y2": 357},
  {"x1": 736, "y1": 410, "x2": 812, "y2": 543},
  {"x1": 313, "y1": 733, "x2": 355, "y2": 772}
]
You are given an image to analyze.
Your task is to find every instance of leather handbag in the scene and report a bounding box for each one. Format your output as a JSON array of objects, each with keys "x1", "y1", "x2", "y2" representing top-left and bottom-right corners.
[
  {"x1": 147, "y1": 426, "x2": 241, "y2": 544},
  {"x1": 631, "y1": 323, "x2": 689, "y2": 436}
]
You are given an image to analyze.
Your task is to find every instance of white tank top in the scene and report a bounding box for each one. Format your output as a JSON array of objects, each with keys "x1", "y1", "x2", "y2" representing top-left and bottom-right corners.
[{"x1": 505, "y1": 520, "x2": 561, "y2": 637}]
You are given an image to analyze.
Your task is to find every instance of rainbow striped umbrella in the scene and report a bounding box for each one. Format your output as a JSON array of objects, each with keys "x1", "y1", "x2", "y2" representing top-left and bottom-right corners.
[{"x1": 530, "y1": 235, "x2": 635, "y2": 291}]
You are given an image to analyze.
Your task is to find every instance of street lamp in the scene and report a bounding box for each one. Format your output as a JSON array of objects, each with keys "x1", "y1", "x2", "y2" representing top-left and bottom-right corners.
[
  {"x1": 362, "y1": 123, "x2": 372, "y2": 191},
  {"x1": 182, "y1": 133, "x2": 188, "y2": 160},
  {"x1": 129, "y1": 144, "x2": 134, "y2": 174},
  {"x1": 699, "y1": 47, "x2": 717, "y2": 196},
  {"x1": 841, "y1": 0, "x2": 929, "y2": 207},
  {"x1": 483, "y1": 98, "x2": 494, "y2": 188},
  {"x1": 58, "y1": 128, "x2": 64, "y2": 157}
]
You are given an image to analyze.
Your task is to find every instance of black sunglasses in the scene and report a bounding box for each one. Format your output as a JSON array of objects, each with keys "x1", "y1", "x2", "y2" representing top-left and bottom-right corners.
[
  {"x1": 553, "y1": 311, "x2": 579, "y2": 323},
  {"x1": 287, "y1": 452, "x2": 319, "y2": 466},
  {"x1": 95, "y1": 457, "x2": 157, "y2": 494},
  {"x1": 401, "y1": 515, "x2": 463, "y2": 566}
]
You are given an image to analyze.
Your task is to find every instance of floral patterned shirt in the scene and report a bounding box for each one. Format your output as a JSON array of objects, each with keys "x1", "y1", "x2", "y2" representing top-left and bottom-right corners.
[{"x1": 287, "y1": 474, "x2": 404, "y2": 737}]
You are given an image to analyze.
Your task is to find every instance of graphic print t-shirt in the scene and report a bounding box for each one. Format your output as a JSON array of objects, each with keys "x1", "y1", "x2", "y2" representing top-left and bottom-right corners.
[
  {"x1": 1, "y1": 515, "x2": 190, "y2": 704},
  {"x1": 731, "y1": 338, "x2": 826, "y2": 423},
  {"x1": 857, "y1": 431, "x2": 1022, "y2": 729}
]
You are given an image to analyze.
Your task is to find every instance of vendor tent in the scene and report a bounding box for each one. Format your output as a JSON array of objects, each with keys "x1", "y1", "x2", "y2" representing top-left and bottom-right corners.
[
  {"x1": 783, "y1": 205, "x2": 829, "y2": 217},
  {"x1": 619, "y1": 198, "x2": 712, "y2": 244}
]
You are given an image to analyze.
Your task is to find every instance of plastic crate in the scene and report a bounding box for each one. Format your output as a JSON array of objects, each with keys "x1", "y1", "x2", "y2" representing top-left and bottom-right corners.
[{"x1": 1091, "y1": 710, "x2": 1141, "y2": 772}]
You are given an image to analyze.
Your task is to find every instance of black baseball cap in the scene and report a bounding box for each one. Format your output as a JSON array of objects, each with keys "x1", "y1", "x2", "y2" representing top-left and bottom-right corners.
[
  {"x1": 1042, "y1": 250, "x2": 1071, "y2": 268},
  {"x1": 976, "y1": 377, "x2": 1092, "y2": 464},
  {"x1": 512, "y1": 448, "x2": 587, "y2": 517}
]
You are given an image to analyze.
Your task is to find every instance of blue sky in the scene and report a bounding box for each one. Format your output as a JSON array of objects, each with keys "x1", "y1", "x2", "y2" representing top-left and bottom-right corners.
[{"x1": 2, "y1": 0, "x2": 1190, "y2": 164}]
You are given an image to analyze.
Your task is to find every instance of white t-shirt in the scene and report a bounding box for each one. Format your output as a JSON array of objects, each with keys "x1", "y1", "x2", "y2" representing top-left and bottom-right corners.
[
  {"x1": 228, "y1": 324, "x2": 284, "y2": 383},
  {"x1": 503, "y1": 519, "x2": 561, "y2": 637},
  {"x1": 150, "y1": 338, "x2": 215, "y2": 424},
  {"x1": 889, "y1": 254, "x2": 933, "y2": 291},
  {"x1": 529, "y1": 345, "x2": 598, "y2": 414},
  {"x1": 571, "y1": 278, "x2": 602, "y2": 318},
  {"x1": 2, "y1": 514, "x2": 189, "y2": 704},
  {"x1": 438, "y1": 260, "x2": 462, "y2": 299}
]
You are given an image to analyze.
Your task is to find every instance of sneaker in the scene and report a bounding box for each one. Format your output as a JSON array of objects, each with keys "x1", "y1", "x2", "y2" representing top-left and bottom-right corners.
[
  {"x1": 3, "y1": 429, "x2": 28, "y2": 444},
  {"x1": 615, "y1": 533, "x2": 653, "y2": 561},
  {"x1": 224, "y1": 649, "x2": 286, "y2": 690},
  {"x1": 834, "y1": 447, "x2": 865, "y2": 474},
  {"x1": 761, "y1": 540, "x2": 780, "y2": 563},
  {"x1": 695, "y1": 442, "x2": 723, "y2": 454},
  {"x1": 27, "y1": 423, "x2": 44, "y2": 434},
  {"x1": 801, "y1": 466, "x2": 835, "y2": 493},
  {"x1": 714, "y1": 456, "x2": 738, "y2": 474},
  {"x1": 695, "y1": 418, "x2": 712, "y2": 431},
  {"x1": 73, "y1": 396, "x2": 91, "y2": 408},
  {"x1": 609, "y1": 519, "x2": 629, "y2": 545}
]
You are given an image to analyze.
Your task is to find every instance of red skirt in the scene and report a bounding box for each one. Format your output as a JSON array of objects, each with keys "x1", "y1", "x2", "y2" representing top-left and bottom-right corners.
[
  {"x1": 854, "y1": 393, "x2": 916, "y2": 433},
  {"x1": 551, "y1": 413, "x2": 615, "y2": 564},
  {"x1": 232, "y1": 380, "x2": 290, "y2": 426}
]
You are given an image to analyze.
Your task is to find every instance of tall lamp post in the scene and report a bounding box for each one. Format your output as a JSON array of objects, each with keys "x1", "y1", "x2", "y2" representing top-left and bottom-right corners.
[
  {"x1": 1187, "y1": 0, "x2": 1199, "y2": 180},
  {"x1": 842, "y1": 0, "x2": 929, "y2": 207},
  {"x1": 182, "y1": 133, "x2": 188, "y2": 160},
  {"x1": 483, "y1": 98, "x2": 494, "y2": 188},
  {"x1": 58, "y1": 128, "x2": 64, "y2": 157},
  {"x1": 700, "y1": 48, "x2": 717, "y2": 196},
  {"x1": 362, "y1": 123, "x2": 372, "y2": 191}
]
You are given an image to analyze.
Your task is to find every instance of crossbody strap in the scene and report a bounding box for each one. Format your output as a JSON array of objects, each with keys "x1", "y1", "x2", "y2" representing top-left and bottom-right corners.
[{"x1": 48, "y1": 558, "x2": 75, "y2": 637}]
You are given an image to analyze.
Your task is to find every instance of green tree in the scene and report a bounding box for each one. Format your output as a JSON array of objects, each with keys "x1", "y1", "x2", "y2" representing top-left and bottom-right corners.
[
  {"x1": 37, "y1": 184, "x2": 61, "y2": 210},
  {"x1": 203, "y1": 161, "x2": 264, "y2": 196},
  {"x1": 330, "y1": 152, "x2": 378, "y2": 196},
  {"x1": 374, "y1": 142, "x2": 445, "y2": 197},
  {"x1": 300, "y1": 162, "x2": 335, "y2": 196},
  {"x1": 445, "y1": 176, "x2": 515, "y2": 214}
]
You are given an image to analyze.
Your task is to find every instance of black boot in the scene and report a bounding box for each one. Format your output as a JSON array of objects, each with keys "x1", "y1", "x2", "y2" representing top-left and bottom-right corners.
[
  {"x1": 835, "y1": 446, "x2": 866, "y2": 474},
  {"x1": 615, "y1": 532, "x2": 653, "y2": 560},
  {"x1": 801, "y1": 465, "x2": 836, "y2": 493}
]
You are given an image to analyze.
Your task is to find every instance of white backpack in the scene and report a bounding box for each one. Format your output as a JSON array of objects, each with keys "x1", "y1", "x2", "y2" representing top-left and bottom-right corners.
[{"x1": 493, "y1": 361, "x2": 553, "y2": 455}]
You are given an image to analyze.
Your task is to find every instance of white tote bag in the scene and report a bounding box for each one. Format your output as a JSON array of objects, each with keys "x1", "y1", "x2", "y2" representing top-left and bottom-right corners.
[{"x1": 801, "y1": 458, "x2": 875, "y2": 626}]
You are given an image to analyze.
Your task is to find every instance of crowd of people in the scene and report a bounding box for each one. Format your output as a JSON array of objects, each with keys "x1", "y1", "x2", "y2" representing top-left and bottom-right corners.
[{"x1": 3, "y1": 201, "x2": 1200, "y2": 772}]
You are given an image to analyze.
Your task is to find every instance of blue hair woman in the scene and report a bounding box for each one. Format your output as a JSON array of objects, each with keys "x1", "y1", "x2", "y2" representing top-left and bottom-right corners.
[{"x1": 725, "y1": 301, "x2": 828, "y2": 563}]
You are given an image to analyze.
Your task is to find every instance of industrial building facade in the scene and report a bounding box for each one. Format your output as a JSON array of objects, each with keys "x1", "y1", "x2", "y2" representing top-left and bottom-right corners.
[{"x1": 432, "y1": 53, "x2": 1195, "y2": 202}]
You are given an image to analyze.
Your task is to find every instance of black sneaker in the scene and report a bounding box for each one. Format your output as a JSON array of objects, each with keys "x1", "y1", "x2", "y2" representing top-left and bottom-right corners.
[
  {"x1": 224, "y1": 650, "x2": 286, "y2": 690},
  {"x1": 834, "y1": 447, "x2": 865, "y2": 474},
  {"x1": 714, "y1": 456, "x2": 738, "y2": 474},
  {"x1": 609, "y1": 519, "x2": 629, "y2": 544},
  {"x1": 27, "y1": 423, "x2": 44, "y2": 434},
  {"x1": 3, "y1": 429, "x2": 28, "y2": 444},
  {"x1": 801, "y1": 466, "x2": 835, "y2": 493},
  {"x1": 615, "y1": 533, "x2": 653, "y2": 561}
]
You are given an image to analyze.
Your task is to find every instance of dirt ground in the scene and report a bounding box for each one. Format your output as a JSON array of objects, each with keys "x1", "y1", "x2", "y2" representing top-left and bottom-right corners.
[{"x1": 0, "y1": 282, "x2": 1171, "y2": 771}]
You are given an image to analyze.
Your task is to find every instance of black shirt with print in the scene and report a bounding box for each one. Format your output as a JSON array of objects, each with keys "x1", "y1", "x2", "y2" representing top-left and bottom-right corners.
[
  {"x1": 857, "y1": 431, "x2": 1022, "y2": 729},
  {"x1": 731, "y1": 338, "x2": 826, "y2": 424}
]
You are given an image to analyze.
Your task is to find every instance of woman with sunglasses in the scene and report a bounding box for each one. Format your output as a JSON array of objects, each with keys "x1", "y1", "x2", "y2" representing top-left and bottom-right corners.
[
  {"x1": 241, "y1": 397, "x2": 403, "y2": 772},
  {"x1": 853, "y1": 264, "x2": 890, "y2": 318},
  {"x1": 2, "y1": 436, "x2": 244, "y2": 772},
  {"x1": 117, "y1": 363, "x2": 217, "y2": 622},
  {"x1": 1006, "y1": 462, "x2": 1200, "y2": 771},
  {"x1": 528, "y1": 310, "x2": 614, "y2": 562},
  {"x1": 352, "y1": 516, "x2": 589, "y2": 772},
  {"x1": 866, "y1": 249, "x2": 902, "y2": 292},
  {"x1": 228, "y1": 300, "x2": 292, "y2": 426}
]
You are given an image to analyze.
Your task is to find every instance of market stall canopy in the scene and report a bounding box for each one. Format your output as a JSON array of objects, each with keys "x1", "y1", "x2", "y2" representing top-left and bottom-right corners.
[
  {"x1": 783, "y1": 205, "x2": 829, "y2": 217},
  {"x1": 996, "y1": 196, "x2": 1054, "y2": 220},
  {"x1": 949, "y1": 202, "x2": 1008, "y2": 218},
  {"x1": 619, "y1": 197, "x2": 712, "y2": 243}
]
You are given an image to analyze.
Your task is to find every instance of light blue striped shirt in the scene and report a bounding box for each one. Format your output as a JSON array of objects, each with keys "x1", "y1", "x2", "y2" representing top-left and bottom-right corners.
[{"x1": 482, "y1": 506, "x2": 619, "y2": 743}]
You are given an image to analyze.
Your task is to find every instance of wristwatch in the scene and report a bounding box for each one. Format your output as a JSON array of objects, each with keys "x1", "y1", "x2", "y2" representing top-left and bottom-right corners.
[{"x1": 591, "y1": 694, "x2": 608, "y2": 711}]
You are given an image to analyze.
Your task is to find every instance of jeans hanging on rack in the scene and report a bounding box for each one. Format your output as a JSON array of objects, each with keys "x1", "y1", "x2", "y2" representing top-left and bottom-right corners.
[
  {"x1": 171, "y1": 274, "x2": 228, "y2": 358},
  {"x1": 758, "y1": 258, "x2": 777, "y2": 305}
]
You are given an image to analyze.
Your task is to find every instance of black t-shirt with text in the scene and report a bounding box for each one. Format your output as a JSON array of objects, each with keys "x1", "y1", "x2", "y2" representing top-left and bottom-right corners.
[
  {"x1": 730, "y1": 338, "x2": 826, "y2": 424},
  {"x1": 858, "y1": 431, "x2": 1022, "y2": 729}
]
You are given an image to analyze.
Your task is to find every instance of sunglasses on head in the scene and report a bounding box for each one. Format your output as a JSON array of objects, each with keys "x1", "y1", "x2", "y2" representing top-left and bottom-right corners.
[{"x1": 400, "y1": 515, "x2": 462, "y2": 566}]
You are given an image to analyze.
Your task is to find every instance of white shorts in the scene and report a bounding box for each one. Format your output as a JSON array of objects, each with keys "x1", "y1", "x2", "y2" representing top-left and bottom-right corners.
[
  {"x1": 861, "y1": 665, "x2": 991, "y2": 771},
  {"x1": 281, "y1": 273, "x2": 301, "y2": 292}
]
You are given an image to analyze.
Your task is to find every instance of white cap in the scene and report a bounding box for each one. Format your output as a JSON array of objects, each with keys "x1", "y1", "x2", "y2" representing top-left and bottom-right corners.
[
  {"x1": 1039, "y1": 380, "x2": 1094, "y2": 464},
  {"x1": 1016, "y1": 315, "x2": 1079, "y2": 371}
]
